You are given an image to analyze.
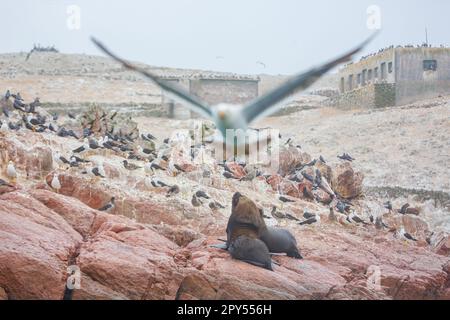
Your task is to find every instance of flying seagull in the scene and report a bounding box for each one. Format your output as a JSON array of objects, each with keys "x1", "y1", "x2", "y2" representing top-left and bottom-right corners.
[{"x1": 91, "y1": 33, "x2": 377, "y2": 142}]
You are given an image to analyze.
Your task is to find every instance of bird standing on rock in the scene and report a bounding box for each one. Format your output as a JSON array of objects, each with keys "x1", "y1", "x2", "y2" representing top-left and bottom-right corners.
[
  {"x1": 98, "y1": 197, "x2": 115, "y2": 212},
  {"x1": 338, "y1": 153, "x2": 355, "y2": 162},
  {"x1": 195, "y1": 190, "x2": 210, "y2": 200},
  {"x1": 375, "y1": 217, "x2": 389, "y2": 230},
  {"x1": 0, "y1": 121, "x2": 9, "y2": 132},
  {"x1": 84, "y1": 164, "x2": 106, "y2": 180},
  {"x1": 123, "y1": 160, "x2": 141, "y2": 171},
  {"x1": 299, "y1": 215, "x2": 320, "y2": 226},
  {"x1": 347, "y1": 211, "x2": 369, "y2": 225},
  {"x1": 150, "y1": 177, "x2": 170, "y2": 188},
  {"x1": 191, "y1": 194, "x2": 203, "y2": 207},
  {"x1": 6, "y1": 161, "x2": 17, "y2": 183},
  {"x1": 209, "y1": 201, "x2": 225, "y2": 210},
  {"x1": 398, "y1": 227, "x2": 417, "y2": 242},
  {"x1": 384, "y1": 201, "x2": 393, "y2": 212},
  {"x1": 328, "y1": 207, "x2": 337, "y2": 222},
  {"x1": 166, "y1": 185, "x2": 180, "y2": 197},
  {"x1": 271, "y1": 206, "x2": 286, "y2": 219},
  {"x1": 398, "y1": 203, "x2": 410, "y2": 214},
  {"x1": 303, "y1": 210, "x2": 316, "y2": 219},
  {"x1": 50, "y1": 174, "x2": 61, "y2": 192},
  {"x1": 0, "y1": 178, "x2": 14, "y2": 188},
  {"x1": 279, "y1": 196, "x2": 295, "y2": 203}
]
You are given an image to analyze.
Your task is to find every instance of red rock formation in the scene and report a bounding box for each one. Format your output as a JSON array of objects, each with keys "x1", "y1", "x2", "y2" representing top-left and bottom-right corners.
[
  {"x1": 331, "y1": 162, "x2": 364, "y2": 199},
  {"x1": 1, "y1": 130, "x2": 449, "y2": 300},
  {"x1": 1, "y1": 187, "x2": 449, "y2": 300},
  {"x1": 278, "y1": 147, "x2": 311, "y2": 177},
  {"x1": 0, "y1": 191, "x2": 81, "y2": 299}
]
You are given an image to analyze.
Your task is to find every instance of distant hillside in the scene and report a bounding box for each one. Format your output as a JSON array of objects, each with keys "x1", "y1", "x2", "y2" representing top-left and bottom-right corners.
[{"x1": 0, "y1": 51, "x2": 337, "y2": 117}]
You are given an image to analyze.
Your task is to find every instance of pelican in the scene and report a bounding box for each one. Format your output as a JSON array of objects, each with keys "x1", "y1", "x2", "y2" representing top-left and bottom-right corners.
[{"x1": 91, "y1": 33, "x2": 377, "y2": 145}]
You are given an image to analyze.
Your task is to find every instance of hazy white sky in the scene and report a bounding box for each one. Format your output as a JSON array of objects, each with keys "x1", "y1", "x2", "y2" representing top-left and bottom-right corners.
[{"x1": 3, "y1": 0, "x2": 450, "y2": 74}]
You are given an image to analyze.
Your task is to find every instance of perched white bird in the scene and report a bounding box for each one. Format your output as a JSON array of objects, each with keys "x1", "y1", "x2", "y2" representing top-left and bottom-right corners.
[
  {"x1": 53, "y1": 151, "x2": 70, "y2": 168},
  {"x1": 0, "y1": 121, "x2": 8, "y2": 132},
  {"x1": 50, "y1": 174, "x2": 61, "y2": 192},
  {"x1": 91, "y1": 33, "x2": 377, "y2": 145},
  {"x1": 144, "y1": 176, "x2": 154, "y2": 189},
  {"x1": 96, "y1": 163, "x2": 106, "y2": 178},
  {"x1": 144, "y1": 162, "x2": 155, "y2": 176},
  {"x1": 6, "y1": 161, "x2": 17, "y2": 180},
  {"x1": 398, "y1": 227, "x2": 418, "y2": 242}
]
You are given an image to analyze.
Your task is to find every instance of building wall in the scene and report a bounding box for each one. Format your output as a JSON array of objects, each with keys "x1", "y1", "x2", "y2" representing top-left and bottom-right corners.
[
  {"x1": 338, "y1": 49, "x2": 396, "y2": 93},
  {"x1": 395, "y1": 48, "x2": 450, "y2": 105},
  {"x1": 326, "y1": 83, "x2": 396, "y2": 109},
  {"x1": 161, "y1": 78, "x2": 192, "y2": 119},
  {"x1": 189, "y1": 79, "x2": 259, "y2": 106}
]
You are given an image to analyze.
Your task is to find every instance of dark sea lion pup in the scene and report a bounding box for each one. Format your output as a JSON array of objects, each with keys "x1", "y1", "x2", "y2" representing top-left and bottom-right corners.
[
  {"x1": 260, "y1": 226, "x2": 303, "y2": 259},
  {"x1": 226, "y1": 192, "x2": 273, "y2": 271}
]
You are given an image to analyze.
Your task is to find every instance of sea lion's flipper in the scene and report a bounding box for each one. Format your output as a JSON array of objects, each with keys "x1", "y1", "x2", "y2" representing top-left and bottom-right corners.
[
  {"x1": 269, "y1": 252, "x2": 286, "y2": 256},
  {"x1": 288, "y1": 251, "x2": 303, "y2": 259},
  {"x1": 271, "y1": 259, "x2": 281, "y2": 267},
  {"x1": 240, "y1": 259, "x2": 274, "y2": 271},
  {"x1": 210, "y1": 243, "x2": 228, "y2": 250}
]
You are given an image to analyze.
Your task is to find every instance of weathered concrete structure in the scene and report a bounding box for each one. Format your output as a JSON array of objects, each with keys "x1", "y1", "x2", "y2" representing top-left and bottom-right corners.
[
  {"x1": 334, "y1": 46, "x2": 450, "y2": 108},
  {"x1": 161, "y1": 73, "x2": 260, "y2": 119}
]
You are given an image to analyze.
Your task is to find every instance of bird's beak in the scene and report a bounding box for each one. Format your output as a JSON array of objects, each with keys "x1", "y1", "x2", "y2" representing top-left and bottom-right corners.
[{"x1": 218, "y1": 111, "x2": 226, "y2": 120}]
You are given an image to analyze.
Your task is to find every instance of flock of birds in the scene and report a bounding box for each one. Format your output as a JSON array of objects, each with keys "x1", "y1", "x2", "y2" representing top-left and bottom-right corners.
[
  {"x1": 1, "y1": 32, "x2": 426, "y2": 244},
  {"x1": 350, "y1": 43, "x2": 448, "y2": 64},
  {"x1": 0, "y1": 87, "x2": 424, "y2": 244},
  {"x1": 0, "y1": 89, "x2": 232, "y2": 212}
]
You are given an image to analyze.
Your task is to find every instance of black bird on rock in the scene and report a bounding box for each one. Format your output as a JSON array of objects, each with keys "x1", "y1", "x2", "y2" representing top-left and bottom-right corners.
[
  {"x1": 209, "y1": 201, "x2": 226, "y2": 210},
  {"x1": 299, "y1": 216, "x2": 320, "y2": 225},
  {"x1": 303, "y1": 211, "x2": 316, "y2": 219},
  {"x1": 68, "y1": 112, "x2": 77, "y2": 119},
  {"x1": 98, "y1": 197, "x2": 115, "y2": 212},
  {"x1": 384, "y1": 201, "x2": 393, "y2": 211},
  {"x1": 398, "y1": 203, "x2": 410, "y2": 214},
  {"x1": 279, "y1": 196, "x2": 295, "y2": 203},
  {"x1": 195, "y1": 190, "x2": 210, "y2": 200},
  {"x1": 123, "y1": 160, "x2": 141, "y2": 171},
  {"x1": 338, "y1": 153, "x2": 355, "y2": 162},
  {"x1": 336, "y1": 200, "x2": 352, "y2": 213},
  {"x1": 141, "y1": 133, "x2": 156, "y2": 141},
  {"x1": 0, "y1": 178, "x2": 14, "y2": 188},
  {"x1": 28, "y1": 98, "x2": 40, "y2": 113},
  {"x1": 166, "y1": 185, "x2": 180, "y2": 197},
  {"x1": 13, "y1": 98, "x2": 26, "y2": 112},
  {"x1": 150, "y1": 178, "x2": 170, "y2": 188}
]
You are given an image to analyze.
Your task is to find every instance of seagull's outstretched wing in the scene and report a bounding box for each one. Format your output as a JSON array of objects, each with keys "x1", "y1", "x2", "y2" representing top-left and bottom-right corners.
[
  {"x1": 242, "y1": 32, "x2": 378, "y2": 124},
  {"x1": 91, "y1": 37, "x2": 213, "y2": 119}
]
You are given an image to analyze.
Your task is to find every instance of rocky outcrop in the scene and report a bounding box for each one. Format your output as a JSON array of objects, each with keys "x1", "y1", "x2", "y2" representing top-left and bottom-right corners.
[
  {"x1": 0, "y1": 191, "x2": 81, "y2": 299},
  {"x1": 1, "y1": 184, "x2": 449, "y2": 300},
  {"x1": 331, "y1": 162, "x2": 364, "y2": 199},
  {"x1": 1, "y1": 130, "x2": 449, "y2": 300}
]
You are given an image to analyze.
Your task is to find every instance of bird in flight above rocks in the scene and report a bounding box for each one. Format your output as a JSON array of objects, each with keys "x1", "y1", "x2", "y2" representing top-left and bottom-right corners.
[{"x1": 91, "y1": 33, "x2": 378, "y2": 144}]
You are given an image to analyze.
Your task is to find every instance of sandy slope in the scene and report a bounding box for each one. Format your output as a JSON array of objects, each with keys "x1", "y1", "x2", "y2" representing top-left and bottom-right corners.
[{"x1": 135, "y1": 97, "x2": 450, "y2": 194}]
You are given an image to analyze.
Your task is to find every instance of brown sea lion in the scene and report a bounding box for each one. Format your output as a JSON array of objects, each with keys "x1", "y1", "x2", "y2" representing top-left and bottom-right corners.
[
  {"x1": 226, "y1": 192, "x2": 272, "y2": 270},
  {"x1": 226, "y1": 192, "x2": 267, "y2": 246}
]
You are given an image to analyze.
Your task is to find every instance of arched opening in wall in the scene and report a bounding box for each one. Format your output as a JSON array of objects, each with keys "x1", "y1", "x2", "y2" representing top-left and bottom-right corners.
[
  {"x1": 340, "y1": 77, "x2": 345, "y2": 93},
  {"x1": 423, "y1": 60, "x2": 437, "y2": 71},
  {"x1": 381, "y1": 62, "x2": 387, "y2": 80}
]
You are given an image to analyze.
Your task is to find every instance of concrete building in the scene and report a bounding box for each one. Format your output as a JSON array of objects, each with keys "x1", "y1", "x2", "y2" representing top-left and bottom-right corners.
[
  {"x1": 160, "y1": 73, "x2": 260, "y2": 119},
  {"x1": 332, "y1": 46, "x2": 450, "y2": 108}
]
